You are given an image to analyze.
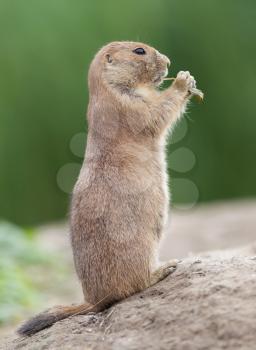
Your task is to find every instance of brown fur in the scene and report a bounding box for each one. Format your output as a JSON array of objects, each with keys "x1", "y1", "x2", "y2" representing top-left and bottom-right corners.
[{"x1": 18, "y1": 41, "x2": 199, "y2": 336}]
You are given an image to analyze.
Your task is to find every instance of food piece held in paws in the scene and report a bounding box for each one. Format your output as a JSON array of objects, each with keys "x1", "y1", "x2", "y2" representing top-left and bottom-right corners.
[{"x1": 164, "y1": 77, "x2": 204, "y2": 102}]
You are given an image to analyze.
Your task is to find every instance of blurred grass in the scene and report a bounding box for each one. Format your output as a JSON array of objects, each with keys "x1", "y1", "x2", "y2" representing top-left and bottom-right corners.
[
  {"x1": 0, "y1": 222, "x2": 69, "y2": 325},
  {"x1": 0, "y1": 0, "x2": 256, "y2": 225}
]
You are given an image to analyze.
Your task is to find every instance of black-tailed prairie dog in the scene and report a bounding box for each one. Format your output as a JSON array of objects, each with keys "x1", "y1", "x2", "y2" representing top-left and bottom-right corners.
[{"x1": 18, "y1": 41, "x2": 202, "y2": 336}]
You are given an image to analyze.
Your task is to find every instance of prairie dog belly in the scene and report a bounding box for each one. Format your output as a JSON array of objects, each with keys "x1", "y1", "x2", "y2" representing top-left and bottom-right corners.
[
  {"x1": 71, "y1": 149, "x2": 168, "y2": 244},
  {"x1": 104, "y1": 143, "x2": 169, "y2": 239},
  {"x1": 72, "y1": 136, "x2": 169, "y2": 231}
]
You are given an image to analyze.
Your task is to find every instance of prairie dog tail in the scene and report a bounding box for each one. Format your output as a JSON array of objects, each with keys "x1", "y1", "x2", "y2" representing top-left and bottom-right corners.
[{"x1": 17, "y1": 295, "x2": 112, "y2": 336}]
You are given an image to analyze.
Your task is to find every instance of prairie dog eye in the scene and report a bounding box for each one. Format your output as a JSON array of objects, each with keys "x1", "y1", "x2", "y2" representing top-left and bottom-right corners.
[{"x1": 133, "y1": 48, "x2": 146, "y2": 55}]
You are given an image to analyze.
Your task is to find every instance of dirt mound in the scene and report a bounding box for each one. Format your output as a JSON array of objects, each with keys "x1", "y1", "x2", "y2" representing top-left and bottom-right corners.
[{"x1": 4, "y1": 243, "x2": 256, "y2": 350}]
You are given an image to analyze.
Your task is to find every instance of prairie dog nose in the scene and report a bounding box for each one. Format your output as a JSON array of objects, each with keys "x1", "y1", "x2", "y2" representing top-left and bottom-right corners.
[
  {"x1": 162, "y1": 54, "x2": 171, "y2": 66},
  {"x1": 156, "y1": 50, "x2": 171, "y2": 66}
]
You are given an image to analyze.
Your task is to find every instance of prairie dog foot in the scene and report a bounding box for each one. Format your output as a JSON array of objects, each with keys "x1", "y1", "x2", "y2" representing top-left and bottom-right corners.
[
  {"x1": 173, "y1": 71, "x2": 196, "y2": 95},
  {"x1": 150, "y1": 259, "x2": 178, "y2": 286}
]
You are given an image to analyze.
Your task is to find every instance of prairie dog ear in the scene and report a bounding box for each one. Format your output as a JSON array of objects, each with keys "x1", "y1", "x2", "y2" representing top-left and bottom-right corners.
[{"x1": 106, "y1": 54, "x2": 113, "y2": 63}]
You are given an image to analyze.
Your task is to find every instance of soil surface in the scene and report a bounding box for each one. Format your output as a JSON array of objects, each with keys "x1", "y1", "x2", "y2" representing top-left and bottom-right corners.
[{"x1": 4, "y1": 242, "x2": 256, "y2": 350}]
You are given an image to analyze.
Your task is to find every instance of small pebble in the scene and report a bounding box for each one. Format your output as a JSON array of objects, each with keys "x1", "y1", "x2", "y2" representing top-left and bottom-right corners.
[{"x1": 192, "y1": 259, "x2": 202, "y2": 264}]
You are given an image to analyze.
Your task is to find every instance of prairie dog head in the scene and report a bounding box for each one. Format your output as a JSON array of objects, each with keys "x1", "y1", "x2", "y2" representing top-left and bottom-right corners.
[{"x1": 88, "y1": 41, "x2": 170, "y2": 94}]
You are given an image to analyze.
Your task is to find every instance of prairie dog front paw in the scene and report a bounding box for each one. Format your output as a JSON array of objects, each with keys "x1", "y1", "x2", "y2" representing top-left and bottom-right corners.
[{"x1": 173, "y1": 71, "x2": 196, "y2": 95}]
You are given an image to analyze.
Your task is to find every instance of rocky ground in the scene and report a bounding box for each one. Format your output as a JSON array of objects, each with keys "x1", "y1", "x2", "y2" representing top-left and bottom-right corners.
[{"x1": 2, "y1": 200, "x2": 256, "y2": 349}]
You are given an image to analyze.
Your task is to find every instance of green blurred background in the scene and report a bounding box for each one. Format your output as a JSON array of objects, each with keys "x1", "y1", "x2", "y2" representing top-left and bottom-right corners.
[{"x1": 1, "y1": 0, "x2": 256, "y2": 226}]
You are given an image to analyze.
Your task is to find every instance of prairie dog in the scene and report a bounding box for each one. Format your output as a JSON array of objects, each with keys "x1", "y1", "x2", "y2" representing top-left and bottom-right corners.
[{"x1": 18, "y1": 41, "x2": 200, "y2": 336}]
